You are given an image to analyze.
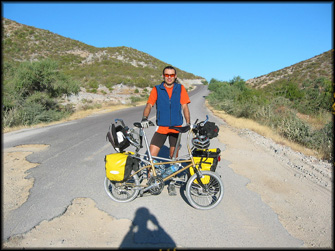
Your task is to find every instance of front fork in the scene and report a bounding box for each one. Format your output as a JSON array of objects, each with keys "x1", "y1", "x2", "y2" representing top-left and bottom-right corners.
[{"x1": 186, "y1": 131, "x2": 208, "y2": 191}]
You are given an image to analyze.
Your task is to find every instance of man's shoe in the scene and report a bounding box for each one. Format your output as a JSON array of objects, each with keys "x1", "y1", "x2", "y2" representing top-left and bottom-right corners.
[{"x1": 168, "y1": 183, "x2": 177, "y2": 196}]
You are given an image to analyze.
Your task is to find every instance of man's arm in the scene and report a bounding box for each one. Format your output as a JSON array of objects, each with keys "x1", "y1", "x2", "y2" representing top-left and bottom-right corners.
[
  {"x1": 182, "y1": 103, "x2": 190, "y2": 124},
  {"x1": 143, "y1": 103, "x2": 152, "y2": 118},
  {"x1": 141, "y1": 103, "x2": 152, "y2": 128}
]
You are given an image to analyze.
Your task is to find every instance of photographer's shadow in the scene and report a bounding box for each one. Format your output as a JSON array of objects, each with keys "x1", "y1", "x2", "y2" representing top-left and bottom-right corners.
[{"x1": 119, "y1": 207, "x2": 176, "y2": 249}]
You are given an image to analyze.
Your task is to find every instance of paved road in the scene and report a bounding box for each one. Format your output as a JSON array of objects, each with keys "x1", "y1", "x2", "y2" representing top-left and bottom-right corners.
[{"x1": 3, "y1": 85, "x2": 303, "y2": 248}]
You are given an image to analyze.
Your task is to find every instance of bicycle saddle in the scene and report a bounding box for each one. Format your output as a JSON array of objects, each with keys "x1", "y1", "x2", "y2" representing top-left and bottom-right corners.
[{"x1": 169, "y1": 125, "x2": 190, "y2": 133}]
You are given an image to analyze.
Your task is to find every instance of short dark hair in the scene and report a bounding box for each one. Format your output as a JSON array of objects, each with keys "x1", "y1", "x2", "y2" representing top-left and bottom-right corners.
[{"x1": 163, "y1": 66, "x2": 177, "y2": 75}]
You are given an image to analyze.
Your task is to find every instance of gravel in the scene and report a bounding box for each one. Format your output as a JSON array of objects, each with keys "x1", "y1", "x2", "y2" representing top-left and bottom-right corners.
[{"x1": 237, "y1": 128, "x2": 332, "y2": 191}]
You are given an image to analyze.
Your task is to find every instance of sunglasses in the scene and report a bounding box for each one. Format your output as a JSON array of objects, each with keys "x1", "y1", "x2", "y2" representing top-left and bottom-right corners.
[{"x1": 164, "y1": 74, "x2": 175, "y2": 78}]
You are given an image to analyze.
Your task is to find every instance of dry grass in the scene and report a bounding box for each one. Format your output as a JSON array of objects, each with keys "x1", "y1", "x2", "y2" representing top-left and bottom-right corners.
[
  {"x1": 206, "y1": 101, "x2": 319, "y2": 158},
  {"x1": 296, "y1": 112, "x2": 332, "y2": 130}
]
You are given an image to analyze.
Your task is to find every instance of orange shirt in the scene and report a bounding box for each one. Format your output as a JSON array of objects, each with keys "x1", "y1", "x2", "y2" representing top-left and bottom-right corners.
[{"x1": 147, "y1": 84, "x2": 190, "y2": 134}]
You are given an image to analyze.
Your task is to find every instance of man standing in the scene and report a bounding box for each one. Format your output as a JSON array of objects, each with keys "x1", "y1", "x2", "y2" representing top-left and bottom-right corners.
[{"x1": 141, "y1": 66, "x2": 191, "y2": 194}]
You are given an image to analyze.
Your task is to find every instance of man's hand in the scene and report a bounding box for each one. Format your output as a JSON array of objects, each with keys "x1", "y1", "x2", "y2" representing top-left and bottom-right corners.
[{"x1": 141, "y1": 117, "x2": 149, "y2": 128}]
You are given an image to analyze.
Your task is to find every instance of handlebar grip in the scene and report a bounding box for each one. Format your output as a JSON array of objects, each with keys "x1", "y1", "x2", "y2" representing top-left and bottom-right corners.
[
  {"x1": 133, "y1": 120, "x2": 155, "y2": 128},
  {"x1": 134, "y1": 122, "x2": 142, "y2": 128}
]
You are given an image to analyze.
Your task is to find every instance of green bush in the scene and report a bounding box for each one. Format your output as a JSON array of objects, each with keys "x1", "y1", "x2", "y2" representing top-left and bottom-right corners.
[
  {"x1": 88, "y1": 79, "x2": 99, "y2": 89},
  {"x1": 2, "y1": 60, "x2": 80, "y2": 128},
  {"x1": 276, "y1": 113, "x2": 311, "y2": 143},
  {"x1": 7, "y1": 59, "x2": 80, "y2": 99},
  {"x1": 311, "y1": 121, "x2": 333, "y2": 159},
  {"x1": 207, "y1": 76, "x2": 333, "y2": 160}
]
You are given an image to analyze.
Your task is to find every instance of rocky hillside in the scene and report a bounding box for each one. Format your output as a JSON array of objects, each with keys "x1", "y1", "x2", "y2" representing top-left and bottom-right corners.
[
  {"x1": 2, "y1": 18, "x2": 205, "y2": 90},
  {"x1": 246, "y1": 49, "x2": 333, "y2": 88}
]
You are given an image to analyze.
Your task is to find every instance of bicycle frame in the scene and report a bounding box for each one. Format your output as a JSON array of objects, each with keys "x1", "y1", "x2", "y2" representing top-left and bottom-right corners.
[{"x1": 122, "y1": 120, "x2": 210, "y2": 192}]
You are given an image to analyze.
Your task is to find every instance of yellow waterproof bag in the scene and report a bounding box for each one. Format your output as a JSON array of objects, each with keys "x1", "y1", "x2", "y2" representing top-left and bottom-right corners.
[
  {"x1": 105, "y1": 152, "x2": 138, "y2": 182},
  {"x1": 190, "y1": 148, "x2": 221, "y2": 184}
]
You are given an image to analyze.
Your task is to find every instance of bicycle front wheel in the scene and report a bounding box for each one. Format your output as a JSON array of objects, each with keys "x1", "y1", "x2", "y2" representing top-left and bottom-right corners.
[
  {"x1": 104, "y1": 173, "x2": 140, "y2": 203},
  {"x1": 185, "y1": 171, "x2": 224, "y2": 210}
]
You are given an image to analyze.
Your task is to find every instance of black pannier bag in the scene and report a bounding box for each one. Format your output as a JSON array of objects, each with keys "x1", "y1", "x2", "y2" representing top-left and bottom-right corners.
[
  {"x1": 199, "y1": 121, "x2": 219, "y2": 139},
  {"x1": 106, "y1": 123, "x2": 130, "y2": 152}
]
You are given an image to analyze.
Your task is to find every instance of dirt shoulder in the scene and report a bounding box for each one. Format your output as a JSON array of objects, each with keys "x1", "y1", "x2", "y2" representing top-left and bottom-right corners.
[
  {"x1": 217, "y1": 123, "x2": 332, "y2": 248},
  {"x1": 2, "y1": 104, "x2": 333, "y2": 248}
]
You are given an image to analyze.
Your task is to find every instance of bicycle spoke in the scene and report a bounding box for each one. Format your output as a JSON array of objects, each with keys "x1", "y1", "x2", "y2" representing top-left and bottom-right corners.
[
  {"x1": 186, "y1": 171, "x2": 223, "y2": 210},
  {"x1": 104, "y1": 176, "x2": 140, "y2": 203}
]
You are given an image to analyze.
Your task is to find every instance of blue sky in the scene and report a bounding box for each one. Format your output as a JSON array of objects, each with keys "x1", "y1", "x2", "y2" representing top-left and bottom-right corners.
[{"x1": 2, "y1": 2, "x2": 333, "y2": 82}]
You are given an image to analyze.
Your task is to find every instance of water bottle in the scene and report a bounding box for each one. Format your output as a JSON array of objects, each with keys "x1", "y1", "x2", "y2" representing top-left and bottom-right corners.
[
  {"x1": 153, "y1": 160, "x2": 166, "y2": 176},
  {"x1": 164, "y1": 163, "x2": 180, "y2": 177}
]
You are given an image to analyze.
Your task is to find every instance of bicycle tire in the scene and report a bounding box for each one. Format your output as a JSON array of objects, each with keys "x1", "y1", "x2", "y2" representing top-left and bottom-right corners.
[
  {"x1": 185, "y1": 171, "x2": 223, "y2": 210},
  {"x1": 104, "y1": 173, "x2": 140, "y2": 203}
]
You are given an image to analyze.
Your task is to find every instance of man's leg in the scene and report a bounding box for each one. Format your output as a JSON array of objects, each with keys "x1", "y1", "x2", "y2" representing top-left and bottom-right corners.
[
  {"x1": 168, "y1": 133, "x2": 180, "y2": 159},
  {"x1": 149, "y1": 145, "x2": 161, "y2": 157},
  {"x1": 168, "y1": 133, "x2": 179, "y2": 196},
  {"x1": 147, "y1": 133, "x2": 167, "y2": 178},
  {"x1": 150, "y1": 132, "x2": 167, "y2": 156}
]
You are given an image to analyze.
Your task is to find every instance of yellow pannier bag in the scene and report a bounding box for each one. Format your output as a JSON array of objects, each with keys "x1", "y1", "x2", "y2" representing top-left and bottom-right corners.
[
  {"x1": 105, "y1": 152, "x2": 138, "y2": 182},
  {"x1": 190, "y1": 148, "x2": 220, "y2": 184}
]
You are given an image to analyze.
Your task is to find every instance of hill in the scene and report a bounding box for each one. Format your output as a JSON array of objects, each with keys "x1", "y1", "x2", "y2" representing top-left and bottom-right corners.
[
  {"x1": 2, "y1": 18, "x2": 205, "y2": 90},
  {"x1": 246, "y1": 49, "x2": 333, "y2": 88},
  {"x1": 207, "y1": 49, "x2": 333, "y2": 160}
]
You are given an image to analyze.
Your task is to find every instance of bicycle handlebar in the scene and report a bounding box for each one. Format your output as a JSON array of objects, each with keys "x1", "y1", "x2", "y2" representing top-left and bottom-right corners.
[
  {"x1": 115, "y1": 118, "x2": 126, "y2": 127},
  {"x1": 193, "y1": 115, "x2": 208, "y2": 129},
  {"x1": 133, "y1": 120, "x2": 155, "y2": 128},
  {"x1": 200, "y1": 115, "x2": 209, "y2": 127},
  {"x1": 110, "y1": 115, "x2": 211, "y2": 152}
]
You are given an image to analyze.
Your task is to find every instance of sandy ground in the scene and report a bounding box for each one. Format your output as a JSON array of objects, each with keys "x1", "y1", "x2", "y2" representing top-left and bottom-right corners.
[
  {"x1": 217, "y1": 124, "x2": 332, "y2": 248},
  {"x1": 2, "y1": 109, "x2": 333, "y2": 248}
]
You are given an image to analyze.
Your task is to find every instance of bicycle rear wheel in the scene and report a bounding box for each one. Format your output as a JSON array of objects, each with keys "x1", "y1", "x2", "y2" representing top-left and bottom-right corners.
[
  {"x1": 185, "y1": 171, "x2": 223, "y2": 210},
  {"x1": 104, "y1": 173, "x2": 140, "y2": 203}
]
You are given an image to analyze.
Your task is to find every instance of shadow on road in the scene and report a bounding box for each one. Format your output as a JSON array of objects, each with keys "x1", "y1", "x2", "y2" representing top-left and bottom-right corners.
[{"x1": 119, "y1": 207, "x2": 176, "y2": 249}]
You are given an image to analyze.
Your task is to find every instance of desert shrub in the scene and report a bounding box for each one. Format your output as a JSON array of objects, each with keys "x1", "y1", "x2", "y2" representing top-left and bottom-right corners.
[
  {"x1": 2, "y1": 60, "x2": 80, "y2": 128},
  {"x1": 7, "y1": 59, "x2": 80, "y2": 98},
  {"x1": 276, "y1": 113, "x2": 311, "y2": 143},
  {"x1": 312, "y1": 121, "x2": 333, "y2": 159},
  {"x1": 80, "y1": 102, "x2": 101, "y2": 110},
  {"x1": 130, "y1": 96, "x2": 142, "y2": 103},
  {"x1": 207, "y1": 76, "x2": 333, "y2": 160},
  {"x1": 130, "y1": 95, "x2": 148, "y2": 104},
  {"x1": 88, "y1": 79, "x2": 99, "y2": 89},
  {"x1": 2, "y1": 107, "x2": 22, "y2": 127},
  {"x1": 208, "y1": 76, "x2": 269, "y2": 119},
  {"x1": 134, "y1": 78, "x2": 149, "y2": 88}
]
